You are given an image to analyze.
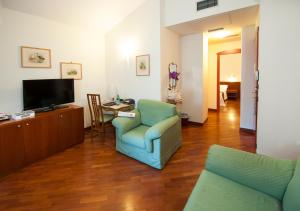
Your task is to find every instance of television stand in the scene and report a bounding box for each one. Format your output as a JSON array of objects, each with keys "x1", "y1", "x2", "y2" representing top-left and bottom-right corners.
[{"x1": 33, "y1": 105, "x2": 70, "y2": 113}]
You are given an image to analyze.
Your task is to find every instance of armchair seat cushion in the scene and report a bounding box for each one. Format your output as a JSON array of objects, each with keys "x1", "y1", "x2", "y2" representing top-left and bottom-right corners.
[
  {"x1": 122, "y1": 125, "x2": 150, "y2": 149},
  {"x1": 184, "y1": 170, "x2": 282, "y2": 211}
]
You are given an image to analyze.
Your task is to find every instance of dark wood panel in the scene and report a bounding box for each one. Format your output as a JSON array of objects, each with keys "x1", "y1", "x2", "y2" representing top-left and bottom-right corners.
[
  {"x1": 71, "y1": 108, "x2": 84, "y2": 145},
  {"x1": 0, "y1": 123, "x2": 25, "y2": 177},
  {"x1": 37, "y1": 114, "x2": 59, "y2": 156},
  {"x1": 23, "y1": 119, "x2": 44, "y2": 165},
  {"x1": 58, "y1": 109, "x2": 74, "y2": 150}
]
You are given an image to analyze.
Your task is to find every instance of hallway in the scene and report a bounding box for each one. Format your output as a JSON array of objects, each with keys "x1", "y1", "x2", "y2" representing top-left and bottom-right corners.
[{"x1": 0, "y1": 102, "x2": 256, "y2": 211}]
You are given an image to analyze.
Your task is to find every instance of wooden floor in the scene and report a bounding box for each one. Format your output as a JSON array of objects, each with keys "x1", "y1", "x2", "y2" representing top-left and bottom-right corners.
[{"x1": 0, "y1": 100, "x2": 256, "y2": 211}]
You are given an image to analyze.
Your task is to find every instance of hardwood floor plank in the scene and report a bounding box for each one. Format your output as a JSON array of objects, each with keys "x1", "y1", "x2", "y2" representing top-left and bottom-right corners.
[{"x1": 0, "y1": 100, "x2": 255, "y2": 210}]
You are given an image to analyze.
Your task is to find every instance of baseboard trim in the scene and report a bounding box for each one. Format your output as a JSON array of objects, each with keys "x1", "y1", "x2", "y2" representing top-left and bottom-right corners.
[
  {"x1": 188, "y1": 118, "x2": 208, "y2": 126},
  {"x1": 240, "y1": 127, "x2": 256, "y2": 134}
]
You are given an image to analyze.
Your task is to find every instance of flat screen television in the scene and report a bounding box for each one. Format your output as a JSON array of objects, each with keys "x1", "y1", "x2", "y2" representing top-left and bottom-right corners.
[{"x1": 23, "y1": 79, "x2": 74, "y2": 111}]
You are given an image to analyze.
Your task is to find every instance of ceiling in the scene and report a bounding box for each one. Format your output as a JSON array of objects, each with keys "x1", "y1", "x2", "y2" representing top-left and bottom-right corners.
[
  {"x1": 2, "y1": 0, "x2": 147, "y2": 32},
  {"x1": 168, "y1": 5, "x2": 259, "y2": 39}
]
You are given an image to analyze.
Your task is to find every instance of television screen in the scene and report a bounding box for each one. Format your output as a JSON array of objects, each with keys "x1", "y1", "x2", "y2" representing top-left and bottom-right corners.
[{"x1": 23, "y1": 79, "x2": 74, "y2": 110}]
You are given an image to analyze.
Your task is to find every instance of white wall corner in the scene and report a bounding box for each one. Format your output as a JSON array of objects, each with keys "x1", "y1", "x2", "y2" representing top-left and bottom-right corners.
[
  {"x1": 181, "y1": 33, "x2": 206, "y2": 123},
  {"x1": 240, "y1": 25, "x2": 256, "y2": 130},
  {"x1": 257, "y1": 0, "x2": 300, "y2": 159},
  {"x1": 202, "y1": 32, "x2": 209, "y2": 123}
]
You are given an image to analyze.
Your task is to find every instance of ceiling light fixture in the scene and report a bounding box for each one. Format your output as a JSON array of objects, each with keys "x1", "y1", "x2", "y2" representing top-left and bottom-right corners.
[{"x1": 208, "y1": 27, "x2": 230, "y2": 39}]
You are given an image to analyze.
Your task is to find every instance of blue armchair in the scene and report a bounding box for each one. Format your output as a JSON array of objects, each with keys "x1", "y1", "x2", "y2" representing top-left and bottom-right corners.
[{"x1": 112, "y1": 99, "x2": 182, "y2": 169}]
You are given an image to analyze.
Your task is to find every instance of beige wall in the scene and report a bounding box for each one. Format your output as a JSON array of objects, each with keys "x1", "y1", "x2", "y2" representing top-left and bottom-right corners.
[
  {"x1": 0, "y1": 8, "x2": 106, "y2": 128},
  {"x1": 220, "y1": 54, "x2": 241, "y2": 82},
  {"x1": 106, "y1": 0, "x2": 162, "y2": 102},
  {"x1": 208, "y1": 40, "x2": 241, "y2": 109}
]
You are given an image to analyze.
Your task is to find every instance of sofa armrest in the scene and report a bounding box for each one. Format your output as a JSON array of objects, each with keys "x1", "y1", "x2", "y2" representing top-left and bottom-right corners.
[
  {"x1": 112, "y1": 109, "x2": 141, "y2": 135},
  {"x1": 205, "y1": 145, "x2": 296, "y2": 200},
  {"x1": 144, "y1": 115, "x2": 179, "y2": 152}
]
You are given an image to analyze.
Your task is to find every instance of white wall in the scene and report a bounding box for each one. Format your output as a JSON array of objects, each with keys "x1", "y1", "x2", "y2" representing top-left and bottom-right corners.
[
  {"x1": 0, "y1": 8, "x2": 106, "y2": 127},
  {"x1": 202, "y1": 33, "x2": 209, "y2": 122},
  {"x1": 208, "y1": 40, "x2": 241, "y2": 109},
  {"x1": 240, "y1": 25, "x2": 256, "y2": 130},
  {"x1": 181, "y1": 33, "x2": 208, "y2": 123},
  {"x1": 163, "y1": 0, "x2": 258, "y2": 27},
  {"x1": 220, "y1": 54, "x2": 241, "y2": 82},
  {"x1": 257, "y1": 0, "x2": 300, "y2": 159},
  {"x1": 160, "y1": 27, "x2": 181, "y2": 101},
  {"x1": 0, "y1": 0, "x2": 3, "y2": 24},
  {"x1": 106, "y1": 0, "x2": 161, "y2": 102}
]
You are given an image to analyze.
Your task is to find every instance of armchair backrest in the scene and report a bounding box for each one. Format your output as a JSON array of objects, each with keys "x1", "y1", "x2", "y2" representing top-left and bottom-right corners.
[
  {"x1": 205, "y1": 145, "x2": 296, "y2": 201},
  {"x1": 283, "y1": 157, "x2": 300, "y2": 211},
  {"x1": 138, "y1": 99, "x2": 177, "y2": 127}
]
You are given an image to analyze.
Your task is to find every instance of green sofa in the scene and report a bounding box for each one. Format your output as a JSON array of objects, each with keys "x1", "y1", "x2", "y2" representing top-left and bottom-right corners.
[
  {"x1": 112, "y1": 99, "x2": 181, "y2": 169},
  {"x1": 184, "y1": 145, "x2": 300, "y2": 211}
]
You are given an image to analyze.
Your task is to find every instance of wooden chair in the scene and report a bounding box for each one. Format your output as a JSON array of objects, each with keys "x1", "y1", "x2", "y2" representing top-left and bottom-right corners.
[{"x1": 87, "y1": 94, "x2": 114, "y2": 139}]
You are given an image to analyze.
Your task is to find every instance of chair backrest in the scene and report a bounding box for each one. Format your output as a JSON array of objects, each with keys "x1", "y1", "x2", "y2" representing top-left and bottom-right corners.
[
  {"x1": 283, "y1": 157, "x2": 300, "y2": 211},
  {"x1": 137, "y1": 99, "x2": 177, "y2": 127},
  {"x1": 87, "y1": 94, "x2": 104, "y2": 129}
]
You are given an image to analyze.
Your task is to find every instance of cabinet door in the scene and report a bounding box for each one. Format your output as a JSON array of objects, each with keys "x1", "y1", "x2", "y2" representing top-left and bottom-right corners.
[
  {"x1": 58, "y1": 110, "x2": 73, "y2": 150},
  {"x1": 23, "y1": 119, "x2": 45, "y2": 164},
  {"x1": 0, "y1": 124, "x2": 25, "y2": 177},
  {"x1": 37, "y1": 115, "x2": 59, "y2": 156},
  {"x1": 71, "y1": 108, "x2": 84, "y2": 145}
]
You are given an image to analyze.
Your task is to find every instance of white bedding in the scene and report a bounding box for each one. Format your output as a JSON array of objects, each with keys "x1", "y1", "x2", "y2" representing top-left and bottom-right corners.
[{"x1": 220, "y1": 85, "x2": 228, "y2": 106}]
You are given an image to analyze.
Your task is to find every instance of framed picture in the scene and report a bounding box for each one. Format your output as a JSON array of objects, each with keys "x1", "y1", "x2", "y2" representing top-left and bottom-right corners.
[
  {"x1": 136, "y1": 54, "x2": 150, "y2": 76},
  {"x1": 60, "y1": 62, "x2": 82, "y2": 80},
  {"x1": 21, "y1": 46, "x2": 51, "y2": 68}
]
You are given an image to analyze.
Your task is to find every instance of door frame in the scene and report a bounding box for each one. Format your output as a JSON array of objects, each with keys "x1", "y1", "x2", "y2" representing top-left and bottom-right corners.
[{"x1": 216, "y1": 48, "x2": 241, "y2": 111}]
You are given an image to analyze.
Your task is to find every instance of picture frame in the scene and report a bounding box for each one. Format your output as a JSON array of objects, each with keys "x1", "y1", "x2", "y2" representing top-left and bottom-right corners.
[
  {"x1": 136, "y1": 54, "x2": 150, "y2": 76},
  {"x1": 60, "y1": 62, "x2": 82, "y2": 80},
  {"x1": 21, "y1": 46, "x2": 51, "y2": 68}
]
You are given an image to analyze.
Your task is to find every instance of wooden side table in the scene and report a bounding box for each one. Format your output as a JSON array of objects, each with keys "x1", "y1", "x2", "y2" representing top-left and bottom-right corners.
[
  {"x1": 227, "y1": 89, "x2": 238, "y2": 99},
  {"x1": 102, "y1": 103, "x2": 135, "y2": 116}
]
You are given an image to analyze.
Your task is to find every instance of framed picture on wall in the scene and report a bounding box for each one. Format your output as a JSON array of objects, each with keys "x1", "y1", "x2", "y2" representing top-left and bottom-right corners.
[
  {"x1": 60, "y1": 62, "x2": 82, "y2": 80},
  {"x1": 136, "y1": 54, "x2": 150, "y2": 76},
  {"x1": 21, "y1": 46, "x2": 52, "y2": 68}
]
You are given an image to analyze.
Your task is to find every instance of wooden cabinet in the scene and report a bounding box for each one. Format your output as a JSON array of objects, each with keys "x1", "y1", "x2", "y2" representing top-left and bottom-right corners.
[
  {"x1": 57, "y1": 110, "x2": 74, "y2": 150},
  {"x1": 0, "y1": 123, "x2": 25, "y2": 177},
  {"x1": 23, "y1": 119, "x2": 44, "y2": 165},
  {"x1": 0, "y1": 106, "x2": 84, "y2": 177}
]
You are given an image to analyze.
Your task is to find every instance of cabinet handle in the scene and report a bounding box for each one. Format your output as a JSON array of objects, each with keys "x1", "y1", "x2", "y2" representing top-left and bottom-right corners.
[
  {"x1": 26, "y1": 123, "x2": 30, "y2": 126},
  {"x1": 60, "y1": 114, "x2": 63, "y2": 118},
  {"x1": 17, "y1": 125, "x2": 21, "y2": 128}
]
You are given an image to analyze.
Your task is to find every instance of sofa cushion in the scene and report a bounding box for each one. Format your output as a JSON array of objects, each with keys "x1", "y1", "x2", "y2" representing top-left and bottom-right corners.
[
  {"x1": 184, "y1": 170, "x2": 282, "y2": 211},
  {"x1": 205, "y1": 145, "x2": 295, "y2": 200},
  {"x1": 283, "y1": 157, "x2": 300, "y2": 211},
  {"x1": 122, "y1": 125, "x2": 149, "y2": 149},
  {"x1": 138, "y1": 99, "x2": 176, "y2": 127}
]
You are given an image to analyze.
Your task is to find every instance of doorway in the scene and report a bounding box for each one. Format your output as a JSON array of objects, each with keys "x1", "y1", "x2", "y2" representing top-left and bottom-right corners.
[{"x1": 217, "y1": 49, "x2": 242, "y2": 111}]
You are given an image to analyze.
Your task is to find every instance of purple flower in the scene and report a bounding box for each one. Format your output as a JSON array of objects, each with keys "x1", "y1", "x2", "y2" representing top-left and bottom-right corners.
[{"x1": 169, "y1": 72, "x2": 180, "y2": 80}]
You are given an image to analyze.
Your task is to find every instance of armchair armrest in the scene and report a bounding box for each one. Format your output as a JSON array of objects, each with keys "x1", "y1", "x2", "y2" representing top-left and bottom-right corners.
[
  {"x1": 144, "y1": 115, "x2": 179, "y2": 152},
  {"x1": 205, "y1": 145, "x2": 296, "y2": 200},
  {"x1": 112, "y1": 109, "x2": 141, "y2": 135}
]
